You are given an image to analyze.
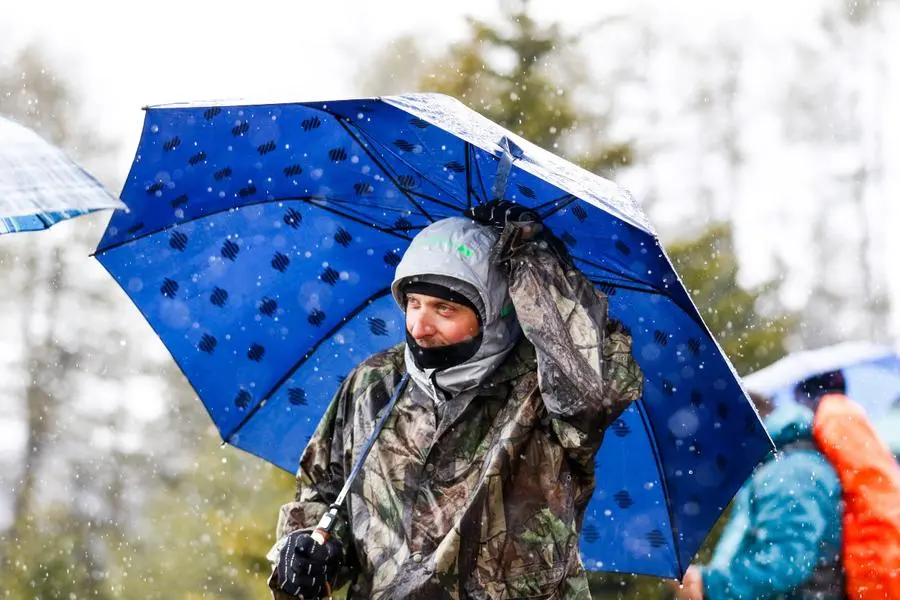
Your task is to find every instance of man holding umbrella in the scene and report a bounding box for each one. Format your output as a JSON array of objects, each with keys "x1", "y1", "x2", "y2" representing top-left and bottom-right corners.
[
  {"x1": 90, "y1": 94, "x2": 773, "y2": 597},
  {"x1": 268, "y1": 202, "x2": 644, "y2": 599}
]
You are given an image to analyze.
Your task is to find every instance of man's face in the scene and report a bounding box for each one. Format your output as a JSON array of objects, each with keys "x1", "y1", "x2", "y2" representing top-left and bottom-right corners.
[{"x1": 405, "y1": 293, "x2": 480, "y2": 347}]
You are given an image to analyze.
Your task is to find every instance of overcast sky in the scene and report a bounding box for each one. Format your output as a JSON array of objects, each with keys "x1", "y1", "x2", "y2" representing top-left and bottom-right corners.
[
  {"x1": 2, "y1": 0, "x2": 826, "y2": 169},
  {"x1": 3, "y1": 0, "x2": 898, "y2": 340}
]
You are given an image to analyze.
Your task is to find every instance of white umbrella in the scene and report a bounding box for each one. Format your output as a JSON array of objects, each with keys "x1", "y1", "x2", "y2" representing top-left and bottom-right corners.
[
  {"x1": 743, "y1": 341, "x2": 900, "y2": 416},
  {"x1": 0, "y1": 113, "x2": 125, "y2": 234}
]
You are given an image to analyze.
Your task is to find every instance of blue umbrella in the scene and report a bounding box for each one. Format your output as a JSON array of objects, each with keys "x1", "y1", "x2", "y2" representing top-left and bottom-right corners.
[
  {"x1": 743, "y1": 341, "x2": 900, "y2": 416},
  {"x1": 0, "y1": 113, "x2": 125, "y2": 234},
  {"x1": 94, "y1": 94, "x2": 773, "y2": 579}
]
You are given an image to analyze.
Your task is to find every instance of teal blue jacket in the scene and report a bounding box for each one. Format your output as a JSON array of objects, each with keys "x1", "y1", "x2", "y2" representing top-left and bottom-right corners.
[{"x1": 700, "y1": 401, "x2": 844, "y2": 599}]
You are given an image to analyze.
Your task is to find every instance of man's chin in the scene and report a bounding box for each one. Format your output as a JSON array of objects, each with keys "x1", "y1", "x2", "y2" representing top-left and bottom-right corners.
[
  {"x1": 413, "y1": 340, "x2": 446, "y2": 349},
  {"x1": 413, "y1": 337, "x2": 478, "y2": 349}
]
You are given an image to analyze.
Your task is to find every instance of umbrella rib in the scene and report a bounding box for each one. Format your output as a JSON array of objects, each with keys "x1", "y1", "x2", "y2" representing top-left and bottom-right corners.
[
  {"x1": 535, "y1": 194, "x2": 578, "y2": 218},
  {"x1": 315, "y1": 197, "x2": 434, "y2": 236},
  {"x1": 93, "y1": 196, "x2": 413, "y2": 255},
  {"x1": 221, "y1": 287, "x2": 394, "y2": 444},
  {"x1": 314, "y1": 195, "x2": 420, "y2": 220},
  {"x1": 349, "y1": 124, "x2": 470, "y2": 212},
  {"x1": 346, "y1": 125, "x2": 478, "y2": 222},
  {"x1": 588, "y1": 278, "x2": 666, "y2": 296},
  {"x1": 576, "y1": 255, "x2": 668, "y2": 293},
  {"x1": 36, "y1": 212, "x2": 55, "y2": 228},
  {"x1": 332, "y1": 117, "x2": 438, "y2": 223},
  {"x1": 301, "y1": 196, "x2": 419, "y2": 235},
  {"x1": 633, "y1": 399, "x2": 684, "y2": 576},
  {"x1": 401, "y1": 190, "x2": 469, "y2": 213}
]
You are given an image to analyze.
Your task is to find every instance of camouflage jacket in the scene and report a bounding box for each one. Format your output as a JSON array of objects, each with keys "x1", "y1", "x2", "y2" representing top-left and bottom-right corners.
[{"x1": 269, "y1": 226, "x2": 644, "y2": 599}]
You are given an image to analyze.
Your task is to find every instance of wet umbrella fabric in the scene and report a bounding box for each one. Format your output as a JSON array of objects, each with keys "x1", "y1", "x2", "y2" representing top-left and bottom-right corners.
[
  {"x1": 94, "y1": 94, "x2": 773, "y2": 579},
  {"x1": 743, "y1": 341, "x2": 900, "y2": 416},
  {"x1": 0, "y1": 113, "x2": 125, "y2": 234}
]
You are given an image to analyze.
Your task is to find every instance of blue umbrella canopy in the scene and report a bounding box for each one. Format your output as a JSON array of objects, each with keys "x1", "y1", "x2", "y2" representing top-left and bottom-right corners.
[
  {"x1": 94, "y1": 93, "x2": 773, "y2": 578},
  {"x1": 0, "y1": 113, "x2": 125, "y2": 234}
]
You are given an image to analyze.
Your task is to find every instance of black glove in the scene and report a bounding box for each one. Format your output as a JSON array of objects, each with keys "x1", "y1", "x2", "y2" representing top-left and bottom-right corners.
[
  {"x1": 466, "y1": 200, "x2": 541, "y2": 233},
  {"x1": 469, "y1": 199, "x2": 573, "y2": 267},
  {"x1": 276, "y1": 530, "x2": 343, "y2": 599}
]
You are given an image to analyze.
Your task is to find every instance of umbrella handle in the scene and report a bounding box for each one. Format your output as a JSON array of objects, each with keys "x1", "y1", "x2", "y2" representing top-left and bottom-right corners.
[
  {"x1": 311, "y1": 504, "x2": 341, "y2": 599},
  {"x1": 311, "y1": 504, "x2": 341, "y2": 544}
]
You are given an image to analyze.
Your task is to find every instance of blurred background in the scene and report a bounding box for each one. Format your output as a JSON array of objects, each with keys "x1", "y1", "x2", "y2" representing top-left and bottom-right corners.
[{"x1": 1, "y1": 0, "x2": 897, "y2": 597}]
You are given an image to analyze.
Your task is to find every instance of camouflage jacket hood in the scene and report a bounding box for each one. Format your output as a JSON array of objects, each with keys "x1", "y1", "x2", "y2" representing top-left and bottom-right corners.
[
  {"x1": 391, "y1": 217, "x2": 522, "y2": 397},
  {"x1": 269, "y1": 220, "x2": 644, "y2": 600}
]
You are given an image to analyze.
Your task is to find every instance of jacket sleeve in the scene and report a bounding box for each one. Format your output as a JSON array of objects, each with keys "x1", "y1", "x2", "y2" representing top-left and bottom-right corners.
[
  {"x1": 267, "y1": 375, "x2": 359, "y2": 598},
  {"x1": 496, "y1": 222, "x2": 643, "y2": 456},
  {"x1": 699, "y1": 453, "x2": 842, "y2": 600}
]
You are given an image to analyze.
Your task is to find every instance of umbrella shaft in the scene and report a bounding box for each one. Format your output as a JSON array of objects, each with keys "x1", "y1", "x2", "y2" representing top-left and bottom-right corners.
[{"x1": 315, "y1": 372, "x2": 410, "y2": 540}]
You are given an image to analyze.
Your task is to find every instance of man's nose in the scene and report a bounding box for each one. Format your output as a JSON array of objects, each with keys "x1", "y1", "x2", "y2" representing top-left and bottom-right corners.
[{"x1": 409, "y1": 314, "x2": 436, "y2": 338}]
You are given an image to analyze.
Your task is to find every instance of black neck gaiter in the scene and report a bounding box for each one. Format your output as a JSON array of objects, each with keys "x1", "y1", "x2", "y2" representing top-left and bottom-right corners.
[{"x1": 406, "y1": 329, "x2": 483, "y2": 370}]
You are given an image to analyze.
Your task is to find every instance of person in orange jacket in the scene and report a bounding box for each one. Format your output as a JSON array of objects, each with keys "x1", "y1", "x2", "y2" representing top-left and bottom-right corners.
[{"x1": 673, "y1": 374, "x2": 845, "y2": 600}]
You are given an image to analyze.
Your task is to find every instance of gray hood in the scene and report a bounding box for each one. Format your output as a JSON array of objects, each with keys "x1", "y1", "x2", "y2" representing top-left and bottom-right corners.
[{"x1": 391, "y1": 217, "x2": 521, "y2": 397}]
